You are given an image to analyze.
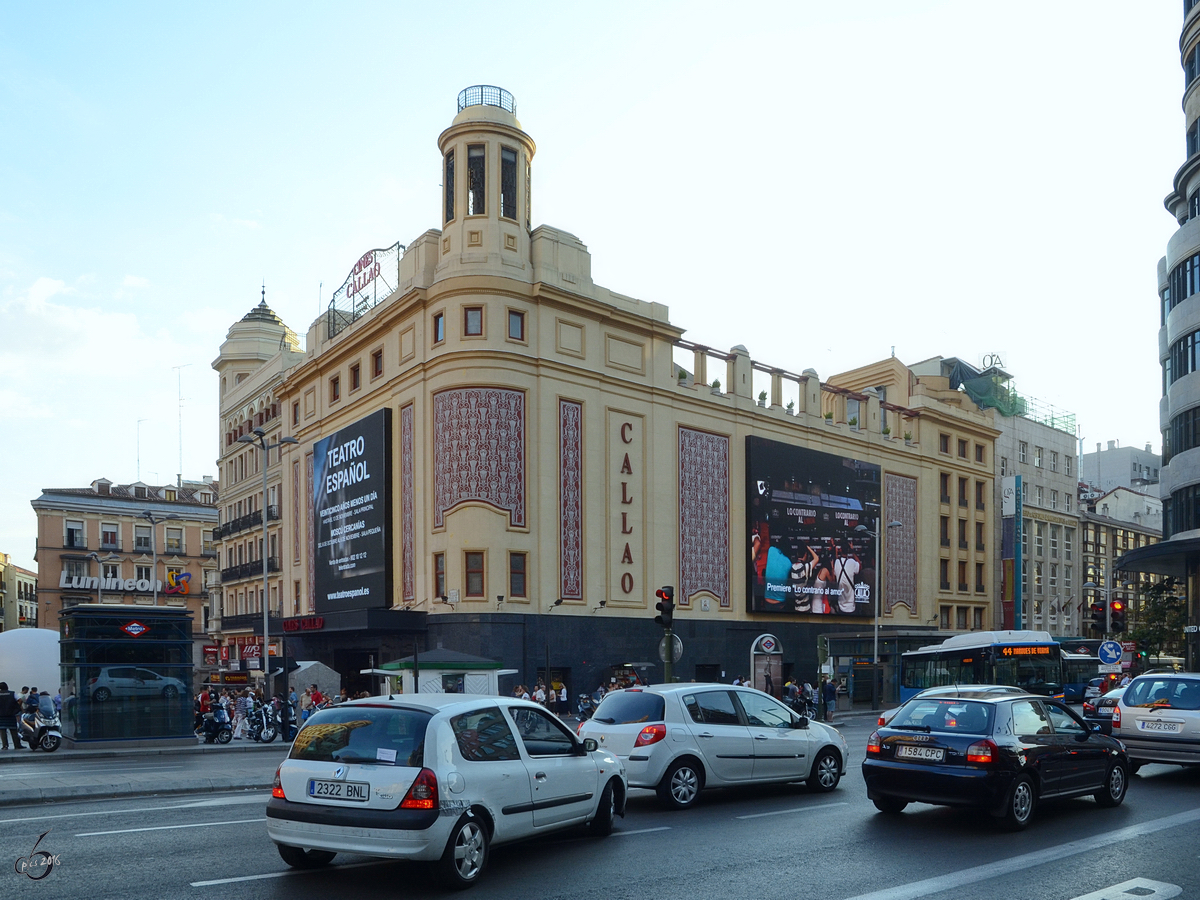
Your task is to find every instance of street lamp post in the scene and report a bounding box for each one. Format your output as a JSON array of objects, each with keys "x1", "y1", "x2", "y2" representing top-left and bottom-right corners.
[
  {"x1": 855, "y1": 519, "x2": 903, "y2": 710},
  {"x1": 238, "y1": 427, "x2": 298, "y2": 713},
  {"x1": 140, "y1": 512, "x2": 181, "y2": 606},
  {"x1": 87, "y1": 551, "x2": 121, "y2": 604}
]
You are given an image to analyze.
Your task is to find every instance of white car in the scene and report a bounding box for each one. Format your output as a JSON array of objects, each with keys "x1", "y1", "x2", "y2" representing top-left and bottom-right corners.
[
  {"x1": 578, "y1": 684, "x2": 848, "y2": 810},
  {"x1": 267, "y1": 694, "x2": 627, "y2": 888},
  {"x1": 88, "y1": 666, "x2": 188, "y2": 701}
]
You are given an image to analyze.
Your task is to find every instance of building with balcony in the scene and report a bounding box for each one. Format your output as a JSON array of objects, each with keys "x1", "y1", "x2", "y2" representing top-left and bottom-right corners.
[
  {"x1": 0, "y1": 552, "x2": 37, "y2": 631},
  {"x1": 30, "y1": 478, "x2": 220, "y2": 645}
]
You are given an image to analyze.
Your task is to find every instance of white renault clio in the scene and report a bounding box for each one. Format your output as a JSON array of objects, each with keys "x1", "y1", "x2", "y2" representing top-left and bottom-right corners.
[
  {"x1": 578, "y1": 684, "x2": 847, "y2": 809},
  {"x1": 267, "y1": 695, "x2": 626, "y2": 889}
]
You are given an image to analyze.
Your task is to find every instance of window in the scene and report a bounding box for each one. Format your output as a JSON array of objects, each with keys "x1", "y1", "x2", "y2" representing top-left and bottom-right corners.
[
  {"x1": 975, "y1": 443, "x2": 985, "y2": 463},
  {"x1": 940, "y1": 606, "x2": 951, "y2": 629},
  {"x1": 165, "y1": 527, "x2": 183, "y2": 554},
  {"x1": 101, "y1": 523, "x2": 118, "y2": 549},
  {"x1": 1000, "y1": 456, "x2": 1008, "y2": 476},
  {"x1": 940, "y1": 559, "x2": 950, "y2": 591},
  {"x1": 433, "y1": 312, "x2": 445, "y2": 344},
  {"x1": 434, "y1": 553, "x2": 446, "y2": 598},
  {"x1": 975, "y1": 480, "x2": 986, "y2": 510},
  {"x1": 940, "y1": 434, "x2": 950, "y2": 454},
  {"x1": 958, "y1": 477, "x2": 968, "y2": 507},
  {"x1": 330, "y1": 376, "x2": 340, "y2": 403},
  {"x1": 975, "y1": 563, "x2": 985, "y2": 593},
  {"x1": 66, "y1": 520, "x2": 85, "y2": 549},
  {"x1": 1036, "y1": 485, "x2": 1044, "y2": 507},
  {"x1": 1034, "y1": 446, "x2": 1043, "y2": 468},
  {"x1": 1050, "y1": 490, "x2": 1058, "y2": 510},
  {"x1": 688, "y1": 690, "x2": 740, "y2": 725},
  {"x1": 1050, "y1": 451, "x2": 1058, "y2": 473},
  {"x1": 166, "y1": 566, "x2": 182, "y2": 587},
  {"x1": 958, "y1": 439, "x2": 968, "y2": 458},
  {"x1": 958, "y1": 561, "x2": 968, "y2": 592},
  {"x1": 940, "y1": 516, "x2": 950, "y2": 547},
  {"x1": 973, "y1": 607, "x2": 984, "y2": 630},
  {"x1": 956, "y1": 606, "x2": 968, "y2": 629},
  {"x1": 292, "y1": 706, "x2": 431, "y2": 767},
  {"x1": 509, "y1": 552, "x2": 527, "y2": 598},
  {"x1": 500, "y1": 147, "x2": 518, "y2": 220},
  {"x1": 1049, "y1": 563, "x2": 1058, "y2": 591},
  {"x1": 136, "y1": 565, "x2": 152, "y2": 582},
  {"x1": 1065, "y1": 455, "x2": 1073, "y2": 476},
  {"x1": 1035, "y1": 521, "x2": 1044, "y2": 557},
  {"x1": 102, "y1": 563, "x2": 119, "y2": 581},
  {"x1": 443, "y1": 149, "x2": 455, "y2": 222},
  {"x1": 940, "y1": 473, "x2": 951, "y2": 503},
  {"x1": 508, "y1": 310, "x2": 525, "y2": 341},
  {"x1": 1035, "y1": 561, "x2": 1043, "y2": 595},
  {"x1": 1050, "y1": 524, "x2": 1060, "y2": 559},
  {"x1": 737, "y1": 692, "x2": 795, "y2": 728},
  {"x1": 958, "y1": 518, "x2": 968, "y2": 549},
  {"x1": 464, "y1": 307, "x2": 483, "y2": 336},
  {"x1": 1022, "y1": 518, "x2": 1029, "y2": 556},
  {"x1": 1019, "y1": 442, "x2": 1028, "y2": 464},
  {"x1": 975, "y1": 521, "x2": 985, "y2": 551},
  {"x1": 372, "y1": 349, "x2": 383, "y2": 378},
  {"x1": 467, "y1": 144, "x2": 485, "y2": 215},
  {"x1": 1011, "y1": 700, "x2": 1049, "y2": 736},
  {"x1": 135, "y1": 525, "x2": 152, "y2": 551},
  {"x1": 452, "y1": 707, "x2": 521, "y2": 762},
  {"x1": 1021, "y1": 480, "x2": 1027, "y2": 503},
  {"x1": 515, "y1": 708, "x2": 576, "y2": 757},
  {"x1": 350, "y1": 363, "x2": 361, "y2": 392},
  {"x1": 465, "y1": 551, "x2": 485, "y2": 597},
  {"x1": 65, "y1": 559, "x2": 87, "y2": 579}
]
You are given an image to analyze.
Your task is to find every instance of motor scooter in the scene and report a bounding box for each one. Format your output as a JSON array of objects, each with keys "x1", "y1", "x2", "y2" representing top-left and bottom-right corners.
[
  {"x1": 577, "y1": 694, "x2": 596, "y2": 719},
  {"x1": 18, "y1": 708, "x2": 62, "y2": 752},
  {"x1": 196, "y1": 704, "x2": 233, "y2": 744}
]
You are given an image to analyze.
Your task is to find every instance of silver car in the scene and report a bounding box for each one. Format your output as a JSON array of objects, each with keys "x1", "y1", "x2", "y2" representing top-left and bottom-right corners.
[
  {"x1": 578, "y1": 683, "x2": 848, "y2": 810},
  {"x1": 267, "y1": 695, "x2": 626, "y2": 889},
  {"x1": 1112, "y1": 672, "x2": 1200, "y2": 772}
]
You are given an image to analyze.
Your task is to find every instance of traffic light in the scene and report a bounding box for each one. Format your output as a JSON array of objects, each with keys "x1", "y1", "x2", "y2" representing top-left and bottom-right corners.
[
  {"x1": 654, "y1": 586, "x2": 675, "y2": 629},
  {"x1": 1090, "y1": 602, "x2": 1105, "y2": 632},
  {"x1": 1110, "y1": 600, "x2": 1126, "y2": 633}
]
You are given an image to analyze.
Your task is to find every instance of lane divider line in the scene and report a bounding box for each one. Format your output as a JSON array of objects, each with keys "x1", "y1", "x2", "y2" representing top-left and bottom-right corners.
[
  {"x1": 0, "y1": 793, "x2": 269, "y2": 826},
  {"x1": 736, "y1": 801, "x2": 848, "y2": 820},
  {"x1": 77, "y1": 817, "x2": 265, "y2": 837},
  {"x1": 192, "y1": 860, "x2": 384, "y2": 887},
  {"x1": 613, "y1": 826, "x2": 672, "y2": 836}
]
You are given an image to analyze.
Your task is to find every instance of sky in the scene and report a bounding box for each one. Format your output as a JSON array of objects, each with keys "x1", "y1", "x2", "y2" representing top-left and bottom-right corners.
[{"x1": 0, "y1": 2, "x2": 1184, "y2": 571}]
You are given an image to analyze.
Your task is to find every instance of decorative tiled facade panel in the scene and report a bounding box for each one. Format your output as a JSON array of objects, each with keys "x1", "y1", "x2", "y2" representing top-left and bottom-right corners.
[
  {"x1": 560, "y1": 400, "x2": 583, "y2": 599},
  {"x1": 432, "y1": 389, "x2": 525, "y2": 528},
  {"x1": 401, "y1": 403, "x2": 415, "y2": 601},
  {"x1": 678, "y1": 427, "x2": 730, "y2": 607},
  {"x1": 885, "y1": 473, "x2": 918, "y2": 613},
  {"x1": 306, "y1": 452, "x2": 315, "y2": 613}
]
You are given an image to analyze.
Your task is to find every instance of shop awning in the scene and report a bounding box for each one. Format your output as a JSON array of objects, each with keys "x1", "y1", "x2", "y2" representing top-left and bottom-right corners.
[{"x1": 1115, "y1": 536, "x2": 1200, "y2": 579}]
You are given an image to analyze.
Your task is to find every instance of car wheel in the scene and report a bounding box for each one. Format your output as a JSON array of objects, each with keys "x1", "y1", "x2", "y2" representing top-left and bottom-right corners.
[
  {"x1": 93, "y1": 687, "x2": 111, "y2": 702},
  {"x1": 657, "y1": 758, "x2": 703, "y2": 810},
  {"x1": 1002, "y1": 775, "x2": 1036, "y2": 831},
  {"x1": 1094, "y1": 762, "x2": 1128, "y2": 807},
  {"x1": 437, "y1": 811, "x2": 489, "y2": 889},
  {"x1": 872, "y1": 796, "x2": 907, "y2": 814},
  {"x1": 39, "y1": 733, "x2": 61, "y2": 753},
  {"x1": 162, "y1": 685, "x2": 179, "y2": 699},
  {"x1": 276, "y1": 844, "x2": 335, "y2": 869},
  {"x1": 807, "y1": 750, "x2": 841, "y2": 793},
  {"x1": 216, "y1": 729, "x2": 233, "y2": 745},
  {"x1": 589, "y1": 780, "x2": 617, "y2": 836}
]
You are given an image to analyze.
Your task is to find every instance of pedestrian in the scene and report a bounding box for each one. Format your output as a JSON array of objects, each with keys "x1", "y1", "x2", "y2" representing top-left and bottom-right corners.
[
  {"x1": 52, "y1": 690, "x2": 62, "y2": 714},
  {"x1": 559, "y1": 684, "x2": 568, "y2": 712},
  {"x1": 310, "y1": 684, "x2": 324, "y2": 706},
  {"x1": 18, "y1": 686, "x2": 29, "y2": 708},
  {"x1": 764, "y1": 671, "x2": 774, "y2": 696},
  {"x1": 821, "y1": 677, "x2": 837, "y2": 723},
  {"x1": 0, "y1": 682, "x2": 21, "y2": 750},
  {"x1": 233, "y1": 689, "x2": 250, "y2": 739},
  {"x1": 533, "y1": 681, "x2": 546, "y2": 706},
  {"x1": 731, "y1": 676, "x2": 742, "y2": 687}
]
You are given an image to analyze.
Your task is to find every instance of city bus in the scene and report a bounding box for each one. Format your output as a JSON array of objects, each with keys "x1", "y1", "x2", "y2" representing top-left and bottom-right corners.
[
  {"x1": 899, "y1": 631, "x2": 1065, "y2": 703},
  {"x1": 1061, "y1": 652, "x2": 1101, "y2": 702}
]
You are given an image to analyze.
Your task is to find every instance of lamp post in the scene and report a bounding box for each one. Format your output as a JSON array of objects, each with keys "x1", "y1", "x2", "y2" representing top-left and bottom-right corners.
[
  {"x1": 238, "y1": 427, "x2": 298, "y2": 709},
  {"x1": 87, "y1": 552, "x2": 121, "y2": 605},
  {"x1": 140, "y1": 512, "x2": 181, "y2": 606},
  {"x1": 855, "y1": 519, "x2": 903, "y2": 710}
]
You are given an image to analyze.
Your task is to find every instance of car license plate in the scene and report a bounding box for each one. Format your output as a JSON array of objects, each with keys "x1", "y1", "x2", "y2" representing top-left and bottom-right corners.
[
  {"x1": 308, "y1": 779, "x2": 370, "y2": 801},
  {"x1": 1137, "y1": 719, "x2": 1182, "y2": 734},
  {"x1": 895, "y1": 745, "x2": 945, "y2": 762}
]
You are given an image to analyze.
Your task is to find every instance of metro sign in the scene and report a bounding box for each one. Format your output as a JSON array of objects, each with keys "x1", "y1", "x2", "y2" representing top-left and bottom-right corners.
[{"x1": 122, "y1": 621, "x2": 149, "y2": 637}]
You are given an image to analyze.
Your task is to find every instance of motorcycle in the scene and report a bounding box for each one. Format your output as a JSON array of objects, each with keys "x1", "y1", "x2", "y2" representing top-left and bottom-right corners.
[
  {"x1": 18, "y1": 708, "x2": 62, "y2": 752},
  {"x1": 577, "y1": 694, "x2": 596, "y2": 719},
  {"x1": 196, "y1": 704, "x2": 233, "y2": 744}
]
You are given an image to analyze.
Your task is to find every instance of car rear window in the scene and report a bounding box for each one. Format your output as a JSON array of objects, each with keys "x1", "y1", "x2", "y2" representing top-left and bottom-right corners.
[
  {"x1": 590, "y1": 690, "x2": 665, "y2": 725},
  {"x1": 1124, "y1": 677, "x2": 1200, "y2": 710},
  {"x1": 290, "y1": 705, "x2": 430, "y2": 767},
  {"x1": 890, "y1": 698, "x2": 994, "y2": 733}
]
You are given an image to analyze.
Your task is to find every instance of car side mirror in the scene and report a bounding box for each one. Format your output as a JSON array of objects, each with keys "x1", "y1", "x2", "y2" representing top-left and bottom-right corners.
[
  {"x1": 794, "y1": 716, "x2": 809, "y2": 729},
  {"x1": 582, "y1": 738, "x2": 598, "y2": 752},
  {"x1": 1088, "y1": 723, "x2": 1101, "y2": 734}
]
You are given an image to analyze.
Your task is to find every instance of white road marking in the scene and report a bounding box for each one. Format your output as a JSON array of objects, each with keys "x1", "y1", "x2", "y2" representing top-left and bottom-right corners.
[
  {"x1": 77, "y1": 817, "x2": 265, "y2": 836},
  {"x1": 842, "y1": 806, "x2": 1200, "y2": 900},
  {"x1": 192, "y1": 860, "x2": 384, "y2": 886},
  {"x1": 0, "y1": 764, "x2": 187, "y2": 778},
  {"x1": 1069, "y1": 878, "x2": 1182, "y2": 900},
  {"x1": 0, "y1": 793, "x2": 268, "y2": 825},
  {"x1": 613, "y1": 826, "x2": 671, "y2": 836},
  {"x1": 736, "y1": 801, "x2": 848, "y2": 819}
]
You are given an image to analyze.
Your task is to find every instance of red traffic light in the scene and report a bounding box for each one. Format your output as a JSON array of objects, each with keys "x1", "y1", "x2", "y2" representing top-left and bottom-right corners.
[{"x1": 1111, "y1": 600, "x2": 1124, "y2": 612}]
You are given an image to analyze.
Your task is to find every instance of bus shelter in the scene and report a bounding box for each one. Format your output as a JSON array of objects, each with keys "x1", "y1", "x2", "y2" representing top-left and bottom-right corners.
[{"x1": 824, "y1": 630, "x2": 940, "y2": 708}]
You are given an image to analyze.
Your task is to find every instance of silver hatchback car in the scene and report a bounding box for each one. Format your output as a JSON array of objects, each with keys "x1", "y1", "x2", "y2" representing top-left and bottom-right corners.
[
  {"x1": 267, "y1": 695, "x2": 626, "y2": 888},
  {"x1": 1112, "y1": 672, "x2": 1200, "y2": 772}
]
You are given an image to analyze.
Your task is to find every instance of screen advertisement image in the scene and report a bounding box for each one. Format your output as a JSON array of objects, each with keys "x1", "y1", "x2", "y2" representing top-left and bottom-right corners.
[
  {"x1": 746, "y1": 435, "x2": 881, "y2": 616},
  {"x1": 313, "y1": 408, "x2": 392, "y2": 613}
]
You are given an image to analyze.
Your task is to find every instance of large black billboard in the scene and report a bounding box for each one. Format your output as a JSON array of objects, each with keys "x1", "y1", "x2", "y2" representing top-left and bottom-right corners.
[
  {"x1": 313, "y1": 408, "x2": 392, "y2": 613},
  {"x1": 747, "y1": 436, "x2": 881, "y2": 616}
]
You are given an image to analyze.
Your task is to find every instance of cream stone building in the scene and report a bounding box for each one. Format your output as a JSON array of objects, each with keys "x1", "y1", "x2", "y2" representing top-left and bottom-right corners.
[
  {"x1": 0, "y1": 553, "x2": 38, "y2": 631},
  {"x1": 211, "y1": 86, "x2": 1001, "y2": 699}
]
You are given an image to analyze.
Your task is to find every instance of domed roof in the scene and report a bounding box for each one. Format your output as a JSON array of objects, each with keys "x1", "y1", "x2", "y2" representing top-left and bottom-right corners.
[{"x1": 239, "y1": 298, "x2": 286, "y2": 327}]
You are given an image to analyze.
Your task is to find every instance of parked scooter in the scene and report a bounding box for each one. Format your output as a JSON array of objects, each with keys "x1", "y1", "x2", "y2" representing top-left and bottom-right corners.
[
  {"x1": 247, "y1": 702, "x2": 277, "y2": 743},
  {"x1": 577, "y1": 693, "x2": 596, "y2": 719},
  {"x1": 196, "y1": 704, "x2": 233, "y2": 744},
  {"x1": 18, "y1": 708, "x2": 62, "y2": 752}
]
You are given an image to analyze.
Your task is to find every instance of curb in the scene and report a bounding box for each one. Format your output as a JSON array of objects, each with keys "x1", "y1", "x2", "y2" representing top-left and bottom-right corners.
[
  {"x1": 0, "y1": 778, "x2": 275, "y2": 808},
  {"x1": 0, "y1": 741, "x2": 291, "y2": 765}
]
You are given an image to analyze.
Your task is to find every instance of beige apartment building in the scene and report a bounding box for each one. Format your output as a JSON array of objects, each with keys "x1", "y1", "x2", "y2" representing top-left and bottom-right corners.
[
  {"x1": 210, "y1": 86, "x2": 1001, "y2": 697},
  {"x1": 30, "y1": 479, "x2": 220, "y2": 640},
  {"x1": 0, "y1": 553, "x2": 38, "y2": 631}
]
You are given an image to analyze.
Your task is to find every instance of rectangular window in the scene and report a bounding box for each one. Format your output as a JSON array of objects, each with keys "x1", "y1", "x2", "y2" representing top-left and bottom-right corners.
[
  {"x1": 1000, "y1": 456, "x2": 1008, "y2": 476},
  {"x1": 1022, "y1": 518, "x2": 1029, "y2": 556},
  {"x1": 433, "y1": 312, "x2": 445, "y2": 343},
  {"x1": 135, "y1": 525, "x2": 152, "y2": 552},
  {"x1": 292, "y1": 402, "x2": 299, "y2": 426},
  {"x1": 330, "y1": 376, "x2": 340, "y2": 403},
  {"x1": 1065, "y1": 493, "x2": 1073, "y2": 512},
  {"x1": 1065, "y1": 565, "x2": 1072, "y2": 590},
  {"x1": 940, "y1": 559, "x2": 950, "y2": 591},
  {"x1": 1035, "y1": 521, "x2": 1045, "y2": 557},
  {"x1": 1035, "y1": 561, "x2": 1043, "y2": 595},
  {"x1": 467, "y1": 144, "x2": 485, "y2": 215},
  {"x1": 958, "y1": 518, "x2": 968, "y2": 549},
  {"x1": 464, "y1": 307, "x2": 483, "y2": 336},
  {"x1": 1050, "y1": 451, "x2": 1059, "y2": 473},
  {"x1": 444, "y1": 149, "x2": 455, "y2": 222},
  {"x1": 136, "y1": 565, "x2": 152, "y2": 582},
  {"x1": 975, "y1": 563, "x2": 985, "y2": 593},
  {"x1": 372, "y1": 349, "x2": 383, "y2": 378},
  {"x1": 509, "y1": 552, "x2": 527, "y2": 598},
  {"x1": 973, "y1": 607, "x2": 983, "y2": 630},
  {"x1": 500, "y1": 147, "x2": 518, "y2": 219},
  {"x1": 103, "y1": 563, "x2": 119, "y2": 581},
  {"x1": 940, "y1": 516, "x2": 950, "y2": 547},
  {"x1": 434, "y1": 553, "x2": 446, "y2": 598},
  {"x1": 508, "y1": 310, "x2": 525, "y2": 341},
  {"x1": 956, "y1": 606, "x2": 968, "y2": 630},
  {"x1": 465, "y1": 551, "x2": 485, "y2": 597},
  {"x1": 1022, "y1": 558, "x2": 1028, "y2": 596},
  {"x1": 958, "y1": 477, "x2": 968, "y2": 507},
  {"x1": 1050, "y1": 489, "x2": 1058, "y2": 510},
  {"x1": 1065, "y1": 456, "x2": 1073, "y2": 476},
  {"x1": 1050, "y1": 524, "x2": 1060, "y2": 559},
  {"x1": 101, "y1": 523, "x2": 118, "y2": 549},
  {"x1": 976, "y1": 521, "x2": 985, "y2": 552},
  {"x1": 939, "y1": 434, "x2": 950, "y2": 454},
  {"x1": 958, "y1": 561, "x2": 968, "y2": 592},
  {"x1": 350, "y1": 363, "x2": 361, "y2": 392},
  {"x1": 940, "y1": 605, "x2": 951, "y2": 629},
  {"x1": 65, "y1": 559, "x2": 87, "y2": 578},
  {"x1": 1034, "y1": 446, "x2": 1043, "y2": 468},
  {"x1": 940, "y1": 472, "x2": 951, "y2": 504},
  {"x1": 1036, "y1": 484, "x2": 1044, "y2": 506},
  {"x1": 975, "y1": 443, "x2": 985, "y2": 463},
  {"x1": 66, "y1": 519, "x2": 85, "y2": 549},
  {"x1": 165, "y1": 527, "x2": 183, "y2": 554},
  {"x1": 958, "y1": 439, "x2": 968, "y2": 458},
  {"x1": 1019, "y1": 442, "x2": 1028, "y2": 464},
  {"x1": 1049, "y1": 563, "x2": 1058, "y2": 591},
  {"x1": 975, "y1": 480, "x2": 986, "y2": 510}
]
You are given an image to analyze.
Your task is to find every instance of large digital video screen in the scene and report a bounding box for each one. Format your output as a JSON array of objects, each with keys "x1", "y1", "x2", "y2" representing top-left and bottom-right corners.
[
  {"x1": 747, "y1": 436, "x2": 881, "y2": 616},
  {"x1": 313, "y1": 408, "x2": 392, "y2": 613}
]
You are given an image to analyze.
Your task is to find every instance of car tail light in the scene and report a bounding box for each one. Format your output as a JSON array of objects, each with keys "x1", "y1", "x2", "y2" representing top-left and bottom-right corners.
[
  {"x1": 576, "y1": 720, "x2": 585, "y2": 736},
  {"x1": 400, "y1": 768, "x2": 439, "y2": 810},
  {"x1": 866, "y1": 731, "x2": 881, "y2": 755},
  {"x1": 966, "y1": 739, "x2": 997, "y2": 764},
  {"x1": 272, "y1": 766, "x2": 286, "y2": 800},
  {"x1": 1083, "y1": 701, "x2": 1095, "y2": 715},
  {"x1": 634, "y1": 724, "x2": 666, "y2": 747},
  {"x1": 878, "y1": 715, "x2": 886, "y2": 726},
  {"x1": 1112, "y1": 705, "x2": 1121, "y2": 729}
]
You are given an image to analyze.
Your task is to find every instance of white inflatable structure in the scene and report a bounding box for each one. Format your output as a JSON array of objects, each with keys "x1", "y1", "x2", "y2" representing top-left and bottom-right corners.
[{"x1": 0, "y1": 628, "x2": 60, "y2": 694}]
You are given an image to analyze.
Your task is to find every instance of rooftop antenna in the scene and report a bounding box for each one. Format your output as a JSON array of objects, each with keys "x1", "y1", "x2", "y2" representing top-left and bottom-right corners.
[
  {"x1": 137, "y1": 418, "x2": 150, "y2": 481},
  {"x1": 318, "y1": 281, "x2": 323, "y2": 317},
  {"x1": 172, "y1": 364, "x2": 192, "y2": 487}
]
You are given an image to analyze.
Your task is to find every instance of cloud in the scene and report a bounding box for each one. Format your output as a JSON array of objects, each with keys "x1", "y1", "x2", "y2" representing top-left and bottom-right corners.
[{"x1": 123, "y1": 274, "x2": 149, "y2": 288}]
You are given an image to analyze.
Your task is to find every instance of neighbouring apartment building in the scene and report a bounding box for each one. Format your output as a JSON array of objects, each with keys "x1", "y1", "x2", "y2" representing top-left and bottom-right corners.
[
  {"x1": 0, "y1": 553, "x2": 37, "y2": 631},
  {"x1": 209, "y1": 86, "x2": 1002, "y2": 700},
  {"x1": 1081, "y1": 441, "x2": 1161, "y2": 494},
  {"x1": 1082, "y1": 487, "x2": 1163, "y2": 636}
]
